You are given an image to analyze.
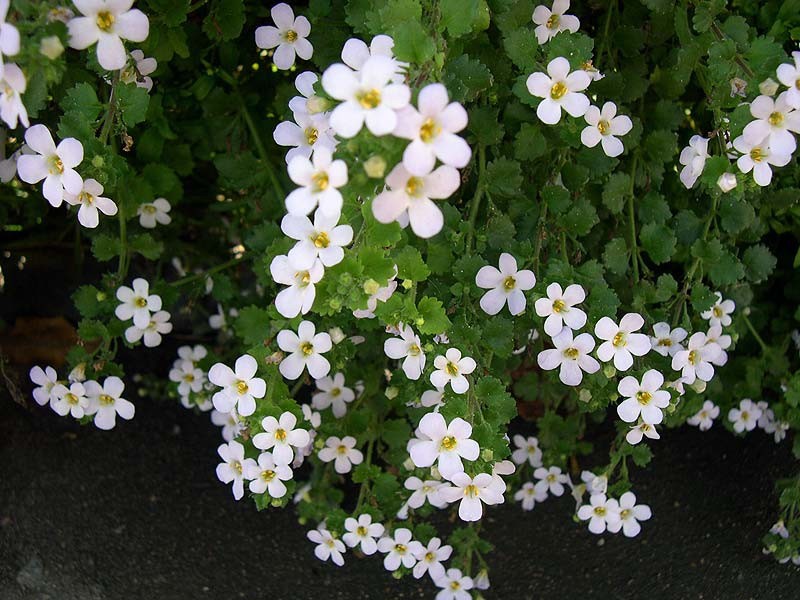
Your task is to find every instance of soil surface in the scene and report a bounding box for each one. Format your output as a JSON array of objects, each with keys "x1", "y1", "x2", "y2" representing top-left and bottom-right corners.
[{"x1": 1, "y1": 387, "x2": 799, "y2": 600}]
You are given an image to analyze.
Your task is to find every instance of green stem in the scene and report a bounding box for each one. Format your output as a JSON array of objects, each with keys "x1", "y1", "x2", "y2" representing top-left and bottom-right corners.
[
  {"x1": 355, "y1": 437, "x2": 376, "y2": 511},
  {"x1": 742, "y1": 311, "x2": 769, "y2": 352},
  {"x1": 710, "y1": 21, "x2": 755, "y2": 79},
  {"x1": 290, "y1": 378, "x2": 305, "y2": 398},
  {"x1": 169, "y1": 257, "x2": 242, "y2": 287},
  {"x1": 117, "y1": 206, "x2": 128, "y2": 279},
  {"x1": 239, "y1": 96, "x2": 284, "y2": 197},
  {"x1": 532, "y1": 195, "x2": 549, "y2": 272},
  {"x1": 99, "y1": 73, "x2": 120, "y2": 146},
  {"x1": 627, "y1": 154, "x2": 640, "y2": 283},
  {"x1": 464, "y1": 145, "x2": 486, "y2": 253}
]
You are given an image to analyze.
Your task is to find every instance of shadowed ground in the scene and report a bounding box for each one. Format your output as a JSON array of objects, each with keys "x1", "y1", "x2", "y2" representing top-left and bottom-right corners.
[{"x1": 1, "y1": 388, "x2": 799, "y2": 600}]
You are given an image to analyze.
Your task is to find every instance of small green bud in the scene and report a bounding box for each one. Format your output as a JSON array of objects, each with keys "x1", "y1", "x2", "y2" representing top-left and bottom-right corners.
[
  {"x1": 40, "y1": 36, "x2": 64, "y2": 60},
  {"x1": 328, "y1": 298, "x2": 342, "y2": 310},
  {"x1": 385, "y1": 386, "x2": 399, "y2": 400},
  {"x1": 415, "y1": 317, "x2": 425, "y2": 327},
  {"x1": 602, "y1": 364, "x2": 616, "y2": 379},
  {"x1": 339, "y1": 273, "x2": 353, "y2": 286},
  {"x1": 480, "y1": 448, "x2": 494, "y2": 462},
  {"x1": 363, "y1": 155, "x2": 387, "y2": 179},
  {"x1": 578, "y1": 389, "x2": 592, "y2": 403},
  {"x1": 91, "y1": 155, "x2": 105, "y2": 168},
  {"x1": 363, "y1": 278, "x2": 380, "y2": 295},
  {"x1": 95, "y1": 291, "x2": 107, "y2": 302},
  {"x1": 690, "y1": 379, "x2": 707, "y2": 393},
  {"x1": 401, "y1": 279, "x2": 413, "y2": 290},
  {"x1": 271, "y1": 498, "x2": 283, "y2": 507}
]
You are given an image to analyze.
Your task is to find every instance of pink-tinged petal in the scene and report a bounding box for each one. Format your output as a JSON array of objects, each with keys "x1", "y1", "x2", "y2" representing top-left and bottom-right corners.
[
  {"x1": 57, "y1": 138, "x2": 83, "y2": 168},
  {"x1": 372, "y1": 189, "x2": 408, "y2": 223},
  {"x1": 418, "y1": 83, "x2": 449, "y2": 116},
  {"x1": 61, "y1": 169, "x2": 84, "y2": 195},
  {"x1": 321, "y1": 64, "x2": 359, "y2": 101},
  {"x1": 565, "y1": 71, "x2": 591, "y2": 92},
  {"x1": 537, "y1": 349, "x2": 561, "y2": 371},
  {"x1": 279, "y1": 353, "x2": 305, "y2": 380},
  {"x1": 561, "y1": 92, "x2": 590, "y2": 117},
  {"x1": 294, "y1": 37, "x2": 313, "y2": 61},
  {"x1": 457, "y1": 438, "x2": 479, "y2": 461},
  {"x1": 16, "y1": 155, "x2": 48, "y2": 184},
  {"x1": 306, "y1": 354, "x2": 330, "y2": 379},
  {"x1": 526, "y1": 72, "x2": 552, "y2": 98},
  {"x1": 42, "y1": 175, "x2": 65, "y2": 207},
  {"x1": 409, "y1": 439, "x2": 438, "y2": 468},
  {"x1": 640, "y1": 403, "x2": 663, "y2": 425},
  {"x1": 507, "y1": 289, "x2": 526, "y2": 315},
  {"x1": 617, "y1": 375, "x2": 639, "y2": 398},
  {"x1": 559, "y1": 361, "x2": 582, "y2": 386},
  {"x1": 626, "y1": 333, "x2": 651, "y2": 356},
  {"x1": 424, "y1": 165, "x2": 460, "y2": 198},
  {"x1": 96, "y1": 33, "x2": 126, "y2": 70},
  {"x1": 600, "y1": 135, "x2": 625, "y2": 158},
  {"x1": 616, "y1": 398, "x2": 640, "y2": 423},
  {"x1": 537, "y1": 98, "x2": 562, "y2": 124},
  {"x1": 271, "y1": 2, "x2": 295, "y2": 29},
  {"x1": 594, "y1": 316, "x2": 618, "y2": 340},
  {"x1": 25, "y1": 124, "x2": 56, "y2": 155},
  {"x1": 67, "y1": 17, "x2": 98, "y2": 50},
  {"x1": 402, "y1": 140, "x2": 436, "y2": 176},
  {"x1": 581, "y1": 126, "x2": 602, "y2": 148},
  {"x1": 479, "y1": 287, "x2": 506, "y2": 315},
  {"x1": 293, "y1": 15, "x2": 311, "y2": 38},
  {"x1": 365, "y1": 104, "x2": 397, "y2": 136},
  {"x1": 407, "y1": 197, "x2": 444, "y2": 238},
  {"x1": 547, "y1": 57, "x2": 571, "y2": 80},
  {"x1": 749, "y1": 95, "x2": 774, "y2": 119},
  {"x1": 562, "y1": 307, "x2": 587, "y2": 330},
  {"x1": 341, "y1": 37, "x2": 369, "y2": 69},
  {"x1": 115, "y1": 9, "x2": 149, "y2": 42},
  {"x1": 329, "y1": 101, "x2": 364, "y2": 138},
  {"x1": 273, "y1": 43, "x2": 296, "y2": 70},
  {"x1": 475, "y1": 265, "x2": 502, "y2": 288},
  {"x1": 612, "y1": 348, "x2": 634, "y2": 371}
]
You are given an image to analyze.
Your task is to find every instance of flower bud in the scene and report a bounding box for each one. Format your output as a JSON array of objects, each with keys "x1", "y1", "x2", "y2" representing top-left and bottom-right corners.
[
  {"x1": 402, "y1": 457, "x2": 415, "y2": 471},
  {"x1": 602, "y1": 364, "x2": 616, "y2": 379},
  {"x1": 690, "y1": 379, "x2": 707, "y2": 393},
  {"x1": 385, "y1": 386, "x2": 399, "y2": 400},
  {"x1": 265, "y1": 351, "x2": 284, "y2": 364},
  {"x1": 328, "y1": 298, "x2": 341, "y2": 310},
  {"x1": 91, "y1": 155, "x2": 105, "y2": 168},
  {"x1": 401, "y1": 279, "x2": 413, "y2": 290},
  {"x1": 415, "y1": 317, "x2": 425, "y2": 328},
  {"x1": 729, "y1": 77, "x2": 747, "y2": 98},
  {"x1": 480, "y1": 448, "x2": 494, "y2": 462},
  {"x1": 363, "y1": 155, "x2": 387, "y2": 179},
  {"x1": 363, "y1": 278, "x2": 380, "y2": 296},
  {"x1": 578, "y1": 389, "x2": 592, "y2": 403},
  {"x1": 40, "y1": 36, "x2": 65, "y2": 60},
  {"x1": 328, "y1": 327, "x2": 346, "y2": 344},
  {"x1": 759, "y1": 78, "x2": 779, "y2": 96},
  {"x1": 717, "y1": 172, "x2": 737, "y2": 193},
  {"x1": 95, "y1": 291, "x2": 107, "y2": 302},
  {"x1": 68, "y1": 363, "x2": 86, "y2": 383},
  {"x1": 306, "y1": 95, "x2": 330, "y2": 114}
]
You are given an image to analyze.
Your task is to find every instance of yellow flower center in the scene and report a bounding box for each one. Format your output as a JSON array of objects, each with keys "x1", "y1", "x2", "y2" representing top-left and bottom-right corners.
[
  {"x1": 405, "y1": 176, "x2": 423, "y2": 197},
  {"x1": 395, "y1": 543, "x2": 407, "y2": 554},
  {"x1": 330, "y1": 387, "x2": 341, "y2": 397},
  {"x1": 96, "y1": 10, "x2": 115, "y2": 32},
  {"x1": 284, "y1": 29, "x2": 298, "y2": 42},
  {"x1": 594, "y1": 506, "x2": 606, "y2": 517},
  {"x1": 563, "y1": 347, "x2": 579, "y2": 359},
  {"x1": 305, "y1": 127, "x2": 318, "y2": 145},
  {"x1": 311, "y1": 172, "x2": 329, "y2": 192},
  {"x1": 750, "y1": 147, "x2": 764, "y2": 162},
  {"x1": 184, "y1": 374, "x2": 195, "y2": 382},
  {"x1": 356, "y1": 88, "x2": 381, "y2": 109},
  {"x1": 546, "y1": 14, "x2": 560, "y2": 29},
  {"x1": 620, "y1": 508, "x2": 632, "y2": 519},
  {"x1": 312, "y1": 231, "x2": 330, "y2": 248},
  {"x1": 612, "y1": 332, "x2": 626, "y2": 347},
  {"x1": 49, "y1": 156, "x2": 64, "y2": 175},
  {"x1": 450, "y1": 581, "x2": 461, "y2": 591},
  {"x1": 232, "y1": 460, "x2": 242, "y2": 475},
  {"x1": 78, "y1": 191, "x2": 94, "y2": 205},
  {"x1": 275, "y1": 428, "x2": 287, "y2": 442},
  {"x1": 464, "y1": 484, "x2": 479, "y2": 498},
  {"x1": 688, "y1": 349, "x2": 698, "y2": 365},
  {"x1": 597, "y1": 119, "x2": 610, "y2": 135},
  {"x1": 297, "y1": 270, "x2": 311, "y2": 286},
  {"x1": 419, "y1": 118, "x2": 441, "y2": 143},
  {"x1": 713, "y1": 306, "x2": 723, "y2": 318},
  {"x1": 236, "y1": 380, "x2": 249, "y2": 395},
  {"x1": 503, "y1": 276, "x2": 516, "y2": 290},
  {"x1": 408, "y1": 344, "x2": 421, "y2": 356},
  {"x1": 142, "y1": 204, "x2": 157, "y2": 214},
  {"x1": 261, "y1": 469, "x2": 276, "y2": 482},
  {"x1": 546, "y1": 473, "x2": 556, "y2": 482},
  {"x1": 301, "y1": 342, "x2": 314, "y2": 355},
  {"x1": 445, "y1": 361, "x2": 459, "y2": 376},
  {"x1": 550, "y1": 81, "x2": 568, "y2": 100},
  {"x1": 636, "y1": 391, "x2": 652, "y2": 405},
  {"x1": 425, "y1": 551, "x2": 435, "y2": 561},
  {"x1": 640, "y1": 423, "x2": 652, "y2": 433},
  {"x1": 441, "y1": 435, "x2": 457, "y2": 451},
  {"x1": 796, "y1": 78, "x2": 800, "y2": 90},
  {"x1": 65, "y1": 392, "x2": 79, "y2": 405},
  {"x1": 357, "y1": 526, "x2": 368, "y2": 536},
  {"x1": 768, "y1": 111, "x2": 784, "y2": 126},
  {"x1": 741, "y1": 411, "x2": 749, "y2": 421},
  {"x1": 99, "y1": 393, "x2": 114, "y2": 405},
  {"x1": 658, "y1": 338, "x2": 672, "y2": 347},
  {"x1": 135, "y1": 296, "x2": 147, "y2": 308},
  {"x1": 336, "y1": 444, "x2": 348, "y2": 455},
  {"x1": 552, "y1": 299, "x2": 566, "y2": 313}
]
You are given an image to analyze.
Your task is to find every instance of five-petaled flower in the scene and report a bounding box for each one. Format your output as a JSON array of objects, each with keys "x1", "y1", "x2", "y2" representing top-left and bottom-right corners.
[
  {"x1": 208, "y1": 354, "x2": 267, "y2": 417},
  {"x1": 67, "y1": 0, "x2": 150, "y2": 71},
  {"x1": 253, "y1": 411, "x2": 311, "y2": 465},
  {"x1": 430, "y1": 348, "x2": 477, "y2": 394},
  {"x1": 407, "y1": 412, "x2": 480, "y2": 478},
  {"x1": 278, "y1": 320, "x2": 333, "y2": 380},
  {"x1": 255, "y1": 3, "x2": 312, "y2": 70},
  {"x1": 526, "y1": 56, "x2": 591, "y2": 125},
  {"x1": 475, "y1": 253, "x2": 536, "y2": 316}
]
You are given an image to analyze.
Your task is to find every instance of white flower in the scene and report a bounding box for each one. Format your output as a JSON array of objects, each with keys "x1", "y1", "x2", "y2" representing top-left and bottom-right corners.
[
  {"x1": 515, "y1": 481, "x2": 548, "y2": 510},
  {"x1": 474, "y1": 569, "x2": 490, "y2": 591},
  {"x1": 533, "y1": 465, "x2": 568, "y2": 497},
  {"x1": 282, "y1": 211, "x2": 353, "y2": 269},
  {"x1": 701, "y1": 292, "x2": 735, "y2": 327},
  {"x1": 607, "y1": 492, "x2": 651, "y2": 537},
  {"x1": 84, "y1": 376, "x2": 135, "y2": 430},
  {"x1": 616, "y1": 369, "x2": 671, "y2": 425},
  {"x1": 733, "y1": 133, "x2": 791, "y2": 186},
  {"x1": 393, "y1": 83, "x2": 471, "y2": 176},
  {"x1": 289, "y1": 71, "x2": 323, "y2": 116},
  {"x1": 728, "y1": 398, "x2": 762, "y2": 433},
  {"x1": 353, "y1": 268, "x2": 397, "y2": 318},
  {"x1": 372, "y1": 162, "x2": 459, "y2": 239},
  {"x1": 312, "y1": 372, "x2": 355, "y2": 418},
  {"x1": 0, "y1": 0, "x2": 20, "y2": 63},
  {"x1": 384, "y1": 323, "x2": 426, "y2": 380},
  {"x1": 50, "y1": 381, "x2": 89, "y2": 418},
  {"x1": 124, "y1": 309, "x2": 172, "y2": 347},
  {"x1": 412, "y1": 537, "x2": 452, "y2": 580},
  {"x1": 215, "y1": 440, "x2": 251, "y2": 500},
  {"x1": 169, "y1": 359, "x2": 205, "y2": 397},
  {"x1": 211, "y1": 408, "x2": 242, "y2": 442},
  {"x1": 208, "y1": 354, "x2": 267, "y2": 417},
  {"x1": 490, "y1": 460, "x2": 515, "y2": 495},
  {"x1": 342, "y1": 514, "x2": 384, "y2": 555},
  {"x1": 595, "y1": 313, "x2": 651, "y2": 371},
  {"x1": 255, "y1": 3, "x2": 312, "y2": 70},
  {"x1": 439, "y1": 472, "x2": 503, "y2": 522},
  {"x1": 402, "y1": 476, "x2": 448, "y2": 512},
  {"x1": 580, "y1": 102, "x2": 632, "y2": 157},
  {"x1": 0, "y1": 63, "x2": 27, "y2": 129},
  {"x1": 253, "y1": 412, "x2": 310, "y2": 465},
  {"x1": 321, "y1": 55, "x2": 411, "y2": 138},
  {"x1": 717, "y1": 172, "x2": 737, "y2": 192},
  {"x1": 114, "y1": 277, "x2": 161, "y2": 329},
  {"x1": 678, "y1": 135, "x2": 710, "y2": 189},
  {"x1": 17, "y1": 125, "x2": 83, "y2": 207},
  {"x1": 377, "y1": 528, "x2": 422, "y2": 571},
  {"x1": 120, "y1": 48, "x2": 156, "y2": 90},
  {"x1": 270, "y1": 255, "x2": 323, "y2": 318},
  {"x1": 137, "y1": 197, "x2": 171, "y2": 228},
  {"x1": 341, "y1": 35, "x2": 406, "y2": 83},
  {"x1": 274, "y1": 111, "x2": 336, "y2": 164},
  {"x1": 277, "y1": 320, "x2": 332, "y2": 380},
  {"x1": 30, "y1": 365, "x2": 59, "y2": 406},
  {"x1": 307, "y1": 525, "x2": 345, "y2": 566},
  {"x1": 650, "y1": 322, "x2": 687, "y2": 357},
  {"x1": 776, "y1": 51, "x2": 800, "y2": 109},
  {"x1": 285, "y1": 147, "x2": 348, "y2": 218},
  {"x1": 671, "y1": 331, "x2": 721, "y2": 384},
  {"x1": 537, "y1": 328, "x2": 600, "y2": 386},
  {"x1": 581, "y1": 471, "x2": 608, "y2": 496},
  {"x1": 430, "y1": 348, "x2": 477, "y2": 394},
  {"x1": 244, "y1": 452, "x2": 293, "y2": 497},
  {"x1": 67, "y1": 0, "x2": 149, "y2": 71},
  {"x1": 625, "y1": 422, "x2": 659, "y2": 445},
  {"x1": 511, "y1": 435, "x2": 543, "y2": 467},
  {"x1": 687, "y1": 400, "x2": 720, "y2": 431},
  {"x1": 475, "y1": 253, "x2": 536, "y2": 316},
  {"x1": 63, "y1": 178, "x2": 118, "y2": 228},
  {"x1": 742, "y1": 92, "x2": 800, "y2": 155},
  {"x1": 534, "y1": 282, "x2": 586, "y2": 336},
  {"x1": 318, "y1": 435, "x2": 363, "y2": 473},
  {"x1": 433, "y1": 568, "x2": 474, "y2": 600},
  {"x1": 577, "y1": 493, "x2": 620, "y2": 534},
  {"x1": 209, "y1": 303, "x2": 237, "y2": 330},
  {"x1": 420, "y1": 387, "x2": 445, "y2": 409},
  {"x1": 526, "y1": 57, "x2": 591, "y2": 125},
  {"x1": 178, "y1": 344, "x2": 207, "y2": 363},
  {"x1": 407, "y1": 412, "x2": 479, "y2": 478},
  {"x1": 532, "y1": 0, "x2": 580, "y2": 45}
]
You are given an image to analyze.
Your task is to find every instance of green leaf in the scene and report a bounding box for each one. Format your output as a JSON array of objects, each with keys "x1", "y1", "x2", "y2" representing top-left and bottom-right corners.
[
  {"x1": 440, "y1": 0, "x2": 479, "y2": 37},
  {"x1": 60, "y1": 83, "x2": 102, "y2": 123},
  {"x1": 602, "y1": 173, "x2": 631, "y2": 215},
  {"x1": 394, "y1": 246, "x2": 430, "y2": 282},
  {"x1": 117, "y1": 84, "x2": 150, "y2": 128},
  {"x1": 640, "y1": 223, "x2": 676, "y2": 264},
  {"x1": 128, "y1": 233, "x2": 164, "y2": 260},
  {"x1": 503, "y1": 28, "x2": 539, "y2": 70},
  {"x1": 234, "y1": 306, "x2": 272, "y2": 346},
  {"x1": 485, "y1": 158, "x2": 523, "y2": 197},
  {"x1": 417, "y1": 296, "x2": 451, "y2": 335},
  {"x1": 603, "y1": 238, "x2": 629, "y2": 275},
  {"x1": 73, "y1": 286, "x2": 104, "y2": 318},
  {"x1": 392, "y1": 22, "x2": 435, "y2": 64},
  {"x1": 443, "y1": 55, "x2": 492, "y2": 103},
  {"x1": 743, "y1": 245, "x2": 777, "y2": 283},
  {"x1": 91, "y1": 234, "x2": 121, "y2": 262},
  {"x1": 513, "y1": 123, "x2": 547, "y2": 162},
  {"x1": 557, "y1": 198, "x2": 598, "y2": 236},
  {"x1": 203, "y1": 0, "x2": 245, "y2": 40}
]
